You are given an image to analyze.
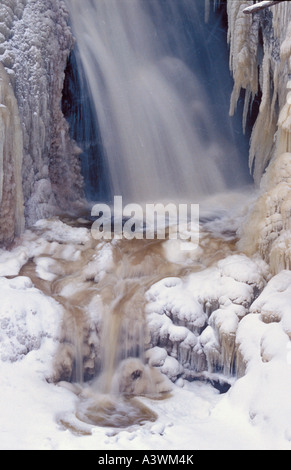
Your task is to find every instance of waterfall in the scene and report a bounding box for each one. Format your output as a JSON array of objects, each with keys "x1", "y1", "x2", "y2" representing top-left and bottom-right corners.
[
  {"x1": 66, "y1": 0, "x2": 250, "y2": 205},
  {"x1": 46, "y1": 0, "x2": 256, "y2": 429}
]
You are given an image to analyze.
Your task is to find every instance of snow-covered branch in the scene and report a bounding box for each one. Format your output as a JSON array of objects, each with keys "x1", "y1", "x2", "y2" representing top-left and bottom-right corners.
[{"x1": 243, "y1": 1, "x2": 285, "y2": 15}]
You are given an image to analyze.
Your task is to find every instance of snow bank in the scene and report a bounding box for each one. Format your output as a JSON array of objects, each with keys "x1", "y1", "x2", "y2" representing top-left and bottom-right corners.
[
  {"x1": 226, "y1": 269, "x2": 291, "y2": 441},
  {"x1": 0, "y1": 276, "x2": 63, "y2": 364}
]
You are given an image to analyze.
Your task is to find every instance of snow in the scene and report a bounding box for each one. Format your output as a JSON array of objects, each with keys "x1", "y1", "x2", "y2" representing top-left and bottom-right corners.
[
  {"x1": 0, "y1": 356, "x2": 287, "y2": 450},
  {"x1": 250, "y1": 270, "x2": 291, "y2": 335},
  {"x1": 0, "y1": 217, "x2": 290, "y2": 450},
  {"x1": 0, "y1": 276, "x2": 63, "y2": 362},
  {"x1": 1, "y1": 0, "x2": 291, "y2": 446}
]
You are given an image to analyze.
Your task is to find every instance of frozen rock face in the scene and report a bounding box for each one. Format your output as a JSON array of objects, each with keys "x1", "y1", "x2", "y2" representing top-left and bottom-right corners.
[
  {"x1": 0, "y1": 0, "x2": 84, "y2": 241},
  {"x1": 227, "y1": 0, "x2": 289, "y2": 181},
  {"x1": 227, "y1": 1, "x2": 291, "y2": 274},
  {"x1": 0, "y1": 62, "x2": 24, "y2": 244}
]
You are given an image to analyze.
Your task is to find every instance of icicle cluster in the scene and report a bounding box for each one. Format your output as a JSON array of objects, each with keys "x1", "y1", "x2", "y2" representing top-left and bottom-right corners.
[
  {"x1": 0, "y1": 0, "x2": 84, "y2": 237},
  {"x1": 227, "y1": 0, "x2": 291, "y2": 181},
  {"x1": 228, "y1": 1, "x2": 291, "y2": 273},
  {"x1": 145, "y1": 254, "x2": 269, "y2": 381}
]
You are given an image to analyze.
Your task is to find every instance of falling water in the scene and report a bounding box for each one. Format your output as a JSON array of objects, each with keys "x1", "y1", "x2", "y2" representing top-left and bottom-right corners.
[
  {"x1": 66, "y1": 0, "x2": 250, "y2": 204},
  {"x1": 46, "y1": 0, "x2": 254, "y2": 430},
  {"x1": 20, "y1": 215, "x2": 240, "y2": 431}
]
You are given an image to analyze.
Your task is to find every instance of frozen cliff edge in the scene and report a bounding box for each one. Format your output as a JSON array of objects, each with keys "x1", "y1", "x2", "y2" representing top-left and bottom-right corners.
[
  {"x1": 0, "y1": 0, "x2": 84, "y2": 244},
  {"x1": 227, "y1": 1, "x2": 291, "y2": 275}
]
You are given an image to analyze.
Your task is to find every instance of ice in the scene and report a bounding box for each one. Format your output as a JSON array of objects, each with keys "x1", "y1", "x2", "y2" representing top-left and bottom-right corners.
[
  {"x1": 145, "y1": 251, "x2": 269, "y2": 379},
  {"x1": 0, "y1": 354, "x2": 287, "y2": 450},
  {"x1": 239, "y1": 152, "x2": 291, "y2": 274},
  {"x1": 231, "y1": 269, "x2": 291, "y2": 442},
  {"x1": 0, "y1": 246, "x2": 28, "y2": 277},
  {"x1": 0, "y1": 0, "x2": 85, "y2": 231},
  {"x1": 230, "y1": 1, "x2": 291, "y2": 275},
  {"x1": 0, "y1": 62, "x2": 24, "y2": 244},
  {"x1": 227, "y1": 0, "x2": 291, "y2": 186}
]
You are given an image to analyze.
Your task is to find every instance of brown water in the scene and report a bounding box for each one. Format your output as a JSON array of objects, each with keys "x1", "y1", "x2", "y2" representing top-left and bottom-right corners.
[{"x1": 18, "y1": 216, "x2": 238, "y2": 429}]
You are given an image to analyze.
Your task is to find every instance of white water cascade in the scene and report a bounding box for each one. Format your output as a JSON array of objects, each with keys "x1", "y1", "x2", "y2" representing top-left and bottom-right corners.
[{"x1": 66, "y1": 0, "x2": 248, "y2": 204}]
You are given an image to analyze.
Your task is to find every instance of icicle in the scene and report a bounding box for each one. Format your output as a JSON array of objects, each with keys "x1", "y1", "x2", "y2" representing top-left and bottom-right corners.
[
  {"x1": 227, "y1": 0, "x2": 291, "y2": 181},
  {"x1": 238, "y1": 9, "x2": 291, "y2": 273}
]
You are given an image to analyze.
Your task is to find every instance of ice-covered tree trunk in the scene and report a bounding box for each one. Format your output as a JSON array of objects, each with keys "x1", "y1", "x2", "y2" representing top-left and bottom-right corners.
[{"x1": 0, "y1": 0, "x2": 84, "y2": 241}]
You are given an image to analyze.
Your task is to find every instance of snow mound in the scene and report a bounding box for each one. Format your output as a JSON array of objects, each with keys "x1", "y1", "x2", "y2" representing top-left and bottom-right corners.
[{"x1": 0, "y1": 276, "x2": 63, "y2": 362}]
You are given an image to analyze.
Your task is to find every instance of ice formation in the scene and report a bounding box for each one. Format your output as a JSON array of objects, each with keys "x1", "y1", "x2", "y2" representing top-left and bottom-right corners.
[
  {"x1": 145, "y1": 252, "x2": 269, "y2": 380},
  {"x1": 227, "y1": 1, "x2": 291, "y2": 274},
  {"x1": 0, "y1": 0, "x2": 84, "y2": 242},
  {"x1": 0, "y1": 62, "x2": 24, "y2": 244},
  {"x1": 227, "y1": 0, "x2": 290, "y2": 181}
]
